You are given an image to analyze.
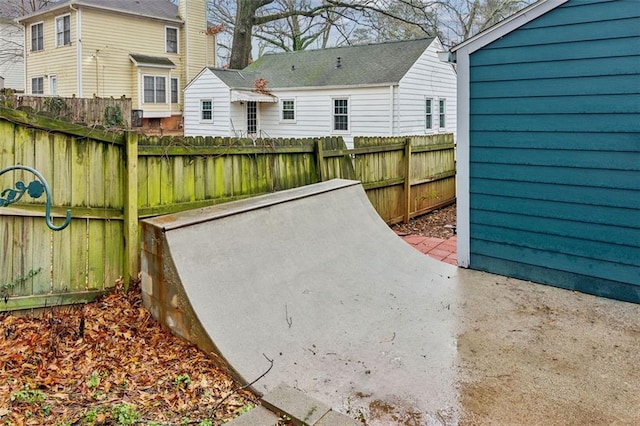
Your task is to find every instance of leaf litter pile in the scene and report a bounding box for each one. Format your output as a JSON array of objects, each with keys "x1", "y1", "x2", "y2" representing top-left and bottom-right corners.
[{"x1": 0, "y1": 282, "x2": 258, "y2": 425}]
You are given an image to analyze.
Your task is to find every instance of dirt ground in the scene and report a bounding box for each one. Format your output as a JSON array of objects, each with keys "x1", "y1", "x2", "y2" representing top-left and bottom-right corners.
[{"x1": 391, "y1": 203, "x2": 456, "y2": 239}]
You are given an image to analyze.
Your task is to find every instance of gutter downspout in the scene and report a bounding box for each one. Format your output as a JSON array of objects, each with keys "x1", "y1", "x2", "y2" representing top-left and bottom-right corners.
[
  {"x1": 389, "y1": 85, "x2": 394, "y2": 135},
  {"x1": 22, "y1": 21, "x2": 27, "y2": 93},
  {"x1": 70, "y1": 4, "x2": 82, "y2": 97}
]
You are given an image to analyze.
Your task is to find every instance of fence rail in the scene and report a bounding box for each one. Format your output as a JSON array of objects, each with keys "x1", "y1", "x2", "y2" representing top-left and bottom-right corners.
[{"x1": 0, "y1": 106, "x2": 455, "y2": 311}]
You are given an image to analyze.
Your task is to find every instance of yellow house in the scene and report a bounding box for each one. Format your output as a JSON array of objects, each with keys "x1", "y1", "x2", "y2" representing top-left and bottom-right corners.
[{"x1": 17, "y1": 0, "x2": 215, "y2": 130}]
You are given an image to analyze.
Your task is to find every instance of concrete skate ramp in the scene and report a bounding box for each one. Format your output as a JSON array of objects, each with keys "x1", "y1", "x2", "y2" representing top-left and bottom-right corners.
[{"x1": 141, "y1": 179, "x2": 460, "y2": 423}]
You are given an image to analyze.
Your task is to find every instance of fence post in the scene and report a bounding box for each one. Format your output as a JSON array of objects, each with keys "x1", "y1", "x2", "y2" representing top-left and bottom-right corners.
[
  {"x1": 403, "y1": 137, "x2": 412, "y2": 224},
  {"x1": 123, "y1": 131, "x2": 139, "y2": 290},
  {"x1": 315, "y1": 138, "x2": 325, "y2": 182}
]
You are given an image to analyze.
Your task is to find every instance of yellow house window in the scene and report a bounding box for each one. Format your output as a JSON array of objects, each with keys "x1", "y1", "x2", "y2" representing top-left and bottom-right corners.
[
  {"x1": 143, "y1": 76, "x2": 166, "y2": 103},
  {"x1": 31, "y1": 22, "x2": 44, "y2": 51},
  {"x1": 56, "y1": 15, "x2": 71, "y2": 47},
  {"x1": 166, "y1": 27, "x2": 178, "y2": 54}
]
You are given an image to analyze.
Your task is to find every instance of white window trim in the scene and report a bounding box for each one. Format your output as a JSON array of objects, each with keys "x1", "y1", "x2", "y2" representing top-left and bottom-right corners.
[
  {"x1": 49, "y1": 75, "x2": 57, "y2": 95},
  {"x1": 200, "y1": 99, "x2": 213, "y2": 123},
  {"x1": 30, "y1": 21, "x2": 44, "y2": 52},
  {"x1": 438, "y1": 98, "x2": 446, "y2": 130},
  {"x1": 331, "y1": 97, "x2": 350, "y2": 134},
  {"x1": 55, "y1": 14, "x2": 71, "y2": 47},
  {"x1": 31, "y1": 76, "x2": 44, "y2": 94},
  {"x1": 170, "y1": 77, "x2": 179, "y2": 104},
  {"x1": 142, "y1": 74, "x2": 167, "y2": 104},
  {"x1": 280, "y1": 98, "x2": 296, "y2": 123},
  {"x1": 165, "y1": 26, "x2": 179, "y2": 54},
  {"x1": 425, "y1": 97, "x2": 434, "y2": 131}
]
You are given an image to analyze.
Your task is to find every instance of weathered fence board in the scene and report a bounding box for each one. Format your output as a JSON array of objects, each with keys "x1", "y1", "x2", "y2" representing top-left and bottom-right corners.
[
  {"x1": 10, "y1": 95, "x2": 132, "y2": 128},
  {"x1": 0, "y1": 106, "x2": 454, "y2": 311}
]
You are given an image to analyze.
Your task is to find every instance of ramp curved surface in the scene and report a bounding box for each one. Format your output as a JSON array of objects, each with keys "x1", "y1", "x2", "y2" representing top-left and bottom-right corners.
[{"x1": 141, "y1": 179, "x2": 460, "y2": 424}]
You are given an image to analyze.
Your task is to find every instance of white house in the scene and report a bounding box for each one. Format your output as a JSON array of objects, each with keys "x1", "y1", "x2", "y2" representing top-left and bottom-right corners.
[
  {"x1": 184, "y1": 38, "x2": 456, "y2": 147},
  {"x1": 0, "y1": 3, "x2": 25, "y2": 92}
]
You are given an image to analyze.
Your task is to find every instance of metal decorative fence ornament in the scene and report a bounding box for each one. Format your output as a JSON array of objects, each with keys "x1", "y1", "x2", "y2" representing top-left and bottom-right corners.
[{"x1": 0, "y1": 165, "x2": 71, "y2": 231}]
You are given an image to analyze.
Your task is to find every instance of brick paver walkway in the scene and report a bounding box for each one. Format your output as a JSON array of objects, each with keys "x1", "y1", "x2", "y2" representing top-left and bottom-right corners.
[{"x1": 398, "y1": 234, "x2": 457, "y2": 265}]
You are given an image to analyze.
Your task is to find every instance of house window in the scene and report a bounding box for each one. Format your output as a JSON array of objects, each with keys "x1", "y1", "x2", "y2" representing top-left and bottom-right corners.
[
  {"x1": 439, "y1": 99, "x2": 446, "y2": 129},
  {"x1": 49, "y1": 75, "x2": 57, "y2": 95},
  {"x1": 31, "y1": 77, "x2": 43, "y2": 94},
  {"x1": 281, "y1": 99, "x2": 295, "y2": 121},
  {"x1": 171, "y1": 78, "x2": 179, "y2": 104},
  {"x1": 166, "y1": 27, "x2": 178, "y2": 53},
  {"x1": 201, "y1": 100, "x2": 212, "y2": 121},
  {"x1": 56, "y1": 15, "x2": 71, "y2": 47},
  {"x1": 425, "y1": 98, "x2": 433, "y2": 130},
  {"x1": 31, "y1": 22, "x2": 43, "y2": 51},
  {"x1": 333, "y1": 98, "x2": 348, "y2": 131},
  {"x1": 143, "y1": 76, "x2": 166, "y2": 103},
  {"x1": 247, "y1": 101, "x2": 257, "y2": 134}
]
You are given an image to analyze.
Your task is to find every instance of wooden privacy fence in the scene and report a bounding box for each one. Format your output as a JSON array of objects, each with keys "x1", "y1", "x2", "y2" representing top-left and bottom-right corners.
[
  {"x1": 0, "y1": 106, "x2": 454, "y2": 311},
  {"x1": 5, "y1": 95, "x2": 131, "y2": 128}
]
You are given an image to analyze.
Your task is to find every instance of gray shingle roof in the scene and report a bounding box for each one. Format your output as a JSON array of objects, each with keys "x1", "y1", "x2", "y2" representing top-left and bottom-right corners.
[
  {"x1": 130, "y1": 54, "x2": 176, "y2": 67},
  {"x1": 236, "y1": 38, "x2": 435, "y2": 89},
  {"x1": 18, "y1": 0, "x2": 180, "y2": 23}
]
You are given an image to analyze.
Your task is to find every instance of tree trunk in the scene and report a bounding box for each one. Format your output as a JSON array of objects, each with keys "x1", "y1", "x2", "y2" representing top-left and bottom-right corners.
[{"x1": 229, "y1": 0, "x2": 271, "y2": 69}]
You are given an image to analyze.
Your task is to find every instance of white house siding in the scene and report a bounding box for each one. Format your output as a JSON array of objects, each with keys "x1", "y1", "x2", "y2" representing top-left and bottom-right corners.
[
  {"x1": 183, "y1": 69, "x2": 231, "y2": 136},
  {"x1": 398, "y1": 39, "x2": 457, "y2": 137},
  {"x1": 256, "y1": 86, "x2": 394, "y2": 147},
  {"x1": 0, "y1": 21, "x2": 24, "y2": 91}
]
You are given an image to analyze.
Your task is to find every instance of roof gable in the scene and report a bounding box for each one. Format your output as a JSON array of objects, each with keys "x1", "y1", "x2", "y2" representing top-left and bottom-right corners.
[
  {"x1": 18, "y1": 0, "x2": 180, "y2": 23},
  {"x1": 238, "y1": 38, "x2": 435, "y2": 89},
  {"x1": 451, "y1": 0, "x2": 569, "y2": 55}
]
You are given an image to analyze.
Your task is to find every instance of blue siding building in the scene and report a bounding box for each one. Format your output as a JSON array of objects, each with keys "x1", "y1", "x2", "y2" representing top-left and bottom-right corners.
[{"x1": 452, "y1": 0, "x2": 640, "y2": 303}]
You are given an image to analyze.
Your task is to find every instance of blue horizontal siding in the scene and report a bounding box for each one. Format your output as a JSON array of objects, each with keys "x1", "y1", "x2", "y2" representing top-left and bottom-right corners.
[
  {"x1": 470, "y1": 113, "x2": 639, "y2": 132},
  {"x1": 467, "y1": 0, "x2": 639, "y2": 300},
  {"x1": 471, "y1": 209, "x2": 640, "y2": 247},
  {"x1": 471, "y1": 178, "x2": 640, "y2": 209},
  {"x1": 470, "y1": 131, "x2": 639, "y2": 152},
  {"x1": 472, "y1": 56, "x2": 639, "y2": 82},
  {"x1": 470, "y1": 238, "x2": 639, "y2": 285},
  {"x1": 470, "y1": 254, "x2": 640, "y2": 303},
  {"x1": 486, "y1": 13, "x2": 638, "y2": 49},
  {"x1": 469, "y1": 194, "x2": 639, "y2": 229},
  {"x1": 471, "y1": 224, "x2": 639, "y2": 267},
  {"x1": 470, "y1": 74, "x2": 639, "y2": 98},
  {"x1": 471, "y1": 94, "x2": 639, "y2": 114},
  {"x1": 471, "y1": 163, "x2": 639, "y2": 190},
  {"x1": 471, "y1": 36, "x2": 640, "y2": 66},
  {"x1": 517, "y1": 0, "x2": 637, "y2": 31},
  {"x1": 471, "y1": 147, "x2": 639, "y2": 170}
]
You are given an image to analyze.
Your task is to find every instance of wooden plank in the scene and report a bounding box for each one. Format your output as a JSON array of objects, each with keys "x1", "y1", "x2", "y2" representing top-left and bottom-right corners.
[
  {"x1": 139, "y1": 145, "x2": 314, "y2": 156},
  {"x1": 123, "y1": 132, "x2": 139, "y2": 288},
  {"x1": 315, "y1": 139, "x2": 324, "y2": 182},
  {"x1": 1, "y1": 290, "x2": 109, "y2": 311},
  {"x1": 30, "y1": 219, "x2": 51, "y2": 296},
  {"x1": 403, "y1": 139, "x2": 411, "y2": 223},
  {"x1": 0, "y1": 106, "x2": 124, "y2": 144},
  {"x1": 103, "y1": 219, "x2": 123, "y2": 290},
  {"x1": 88, "y1": 219, "x2": 105, "y2": 290}
]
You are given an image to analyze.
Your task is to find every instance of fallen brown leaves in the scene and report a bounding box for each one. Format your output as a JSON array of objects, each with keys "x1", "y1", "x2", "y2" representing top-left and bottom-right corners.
[
  {"x1": 0, "y1": 282, "x2": 258, "y2": 425},
  {"x1": 391, "y1": 203, "x2": 457, "y2": 239}
]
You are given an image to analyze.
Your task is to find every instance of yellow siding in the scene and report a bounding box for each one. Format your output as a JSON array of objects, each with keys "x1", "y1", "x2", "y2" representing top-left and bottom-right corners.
[
  {"x1": 24, "y1": 10, "x2": 78, "y2": 96},
  {"x1": 21, "y1": 2, "x2": 212, "y2": 116},
  {"x1": 81, "y1": 9, "x2": 182, "y2": 108},
  {"x1": 180, "y1": 0, "x2": 208, "y2": 83}
]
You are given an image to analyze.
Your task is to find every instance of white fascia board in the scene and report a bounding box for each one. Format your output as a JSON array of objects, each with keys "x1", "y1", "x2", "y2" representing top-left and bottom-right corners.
[
  {"x1": 452, "y1": 0, "x2": 569, "y2": 55},
  {"x1": 183, "y1": 67, "x2": 216, "y2": 92}
]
